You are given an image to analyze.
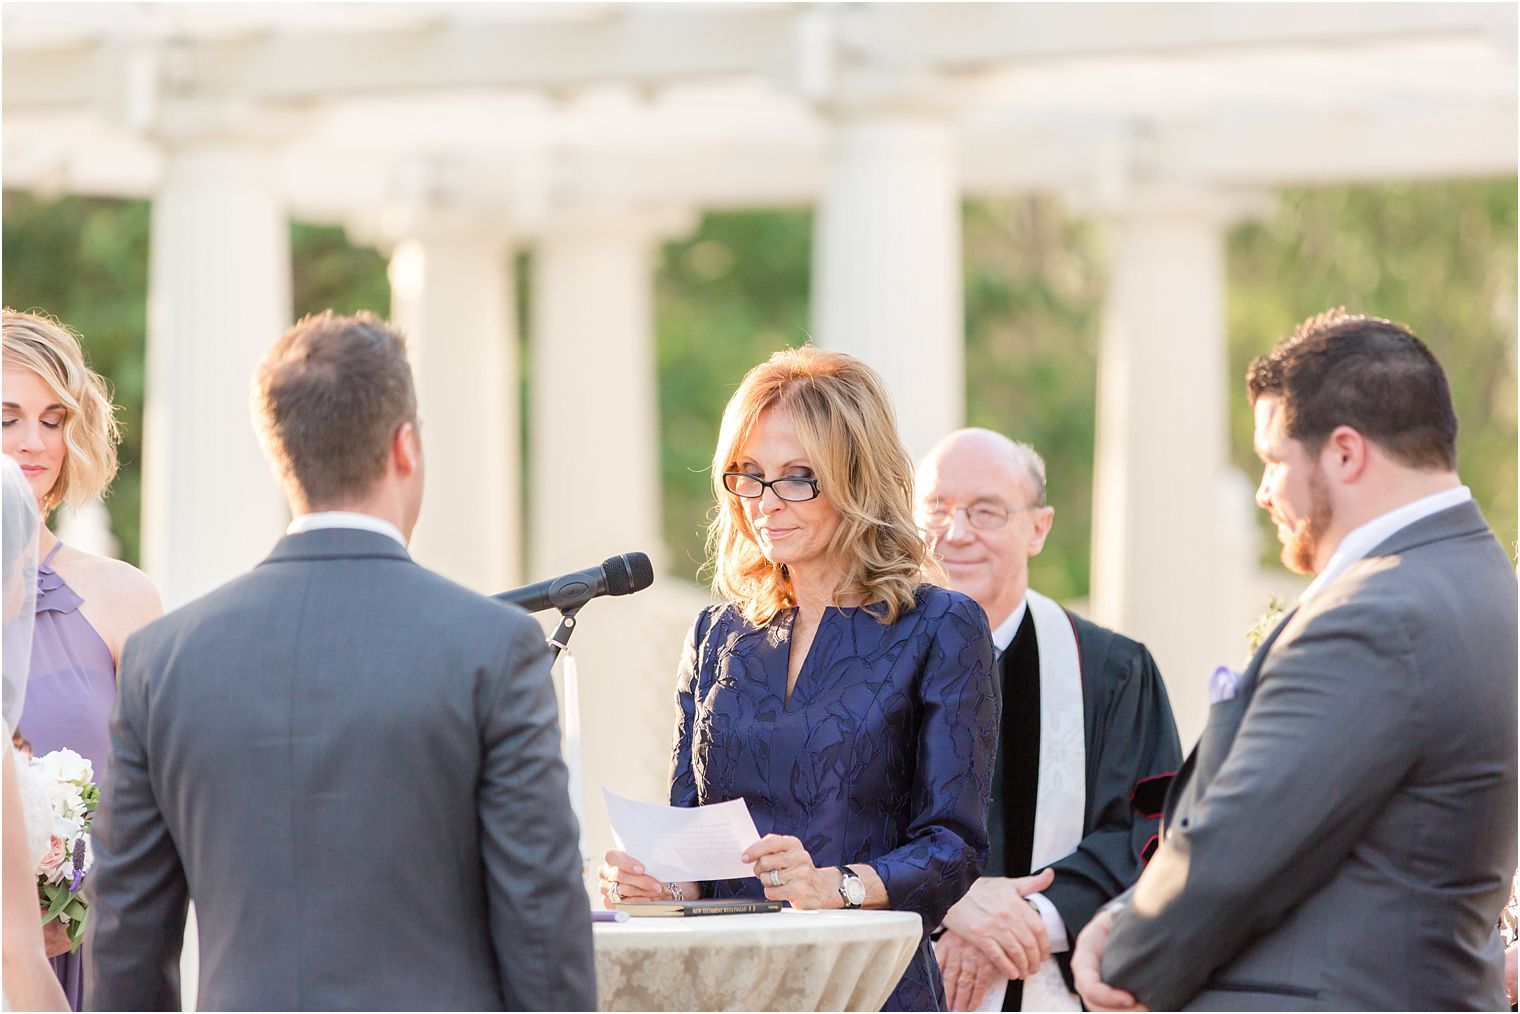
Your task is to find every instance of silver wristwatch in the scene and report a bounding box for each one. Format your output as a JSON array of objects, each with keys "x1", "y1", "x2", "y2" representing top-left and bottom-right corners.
[{"x1": 836, "y1": 866, "x2": 866, "y2": 909}]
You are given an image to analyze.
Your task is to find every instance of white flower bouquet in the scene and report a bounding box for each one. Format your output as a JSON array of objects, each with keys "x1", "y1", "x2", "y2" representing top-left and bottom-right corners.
[{"x1": 31, "y1": 748, "x2": 98, "y2": 950}]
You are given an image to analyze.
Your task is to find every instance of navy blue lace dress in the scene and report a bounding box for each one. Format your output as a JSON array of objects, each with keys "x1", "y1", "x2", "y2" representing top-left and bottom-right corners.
[{"x1": 669, "y1": 584, "x2": 999, "y2": 1011}]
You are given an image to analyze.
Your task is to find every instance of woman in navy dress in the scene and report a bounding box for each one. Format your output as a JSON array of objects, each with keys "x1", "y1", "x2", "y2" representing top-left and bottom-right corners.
[{"x1": 599, "y1": 347, "x2": 999, "y2": 1011}]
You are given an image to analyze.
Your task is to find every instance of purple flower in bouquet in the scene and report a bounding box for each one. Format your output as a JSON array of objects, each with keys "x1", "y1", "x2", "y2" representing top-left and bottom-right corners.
[
  {"x1": 29, "y1": 748, "x2": 98, "y2": 950},
  {"x1": 69, "y1": 836, "x2": 86, "y2": 893}
]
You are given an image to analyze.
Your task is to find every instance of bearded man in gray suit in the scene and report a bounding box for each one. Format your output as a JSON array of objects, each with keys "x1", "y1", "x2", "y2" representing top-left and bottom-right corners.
[
  {"x1": 86, "y1": 311, "x2": 596, "y2": 1011},
  {"x1": 1073, "y1": 311, "x2": 1517, "y2": 1011}
]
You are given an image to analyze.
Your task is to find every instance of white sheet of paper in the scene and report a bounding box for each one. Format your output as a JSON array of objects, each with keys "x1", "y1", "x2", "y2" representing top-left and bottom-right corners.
[{"x1": 602, "y1": 788, "x2": 762, "y2": 883}]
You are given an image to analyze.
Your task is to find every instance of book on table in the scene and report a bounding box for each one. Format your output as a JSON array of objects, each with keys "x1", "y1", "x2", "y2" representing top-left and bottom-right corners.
[{"x1": 612, "y1": 898, "x2": 784, "y2": 918}]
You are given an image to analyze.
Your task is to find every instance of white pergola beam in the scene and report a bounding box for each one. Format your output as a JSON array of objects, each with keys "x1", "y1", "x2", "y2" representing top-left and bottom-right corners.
[
  {"x1": 5, "y1": 4, "x2": 1510, "y2": 110},
  {"x1": 1160, "y1": 106, "x2": 1519, "y2": 187},
  {"x1": 1, "y1": 7, "x2": 798, "y2": 109},
  {"x1": 960, "y1": 104, "x2": 1519, "y2": 196},
  {"x1": 864, "y1": 3, "x2": 1512, "y2": 68},
  {"x1": 6, "y1": 101, "x2": 1513, "y2": 223}
]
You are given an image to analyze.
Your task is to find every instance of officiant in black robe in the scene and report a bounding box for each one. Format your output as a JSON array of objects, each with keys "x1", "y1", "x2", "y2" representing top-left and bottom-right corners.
[{"x1": 916, "y1": 429, "x2": 1182, "y2": 1012}]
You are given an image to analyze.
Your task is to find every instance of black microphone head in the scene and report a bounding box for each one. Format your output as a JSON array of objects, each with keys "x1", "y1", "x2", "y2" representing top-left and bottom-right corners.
[{"x1": 602, "y1": 552, "x2": 655, "y2": 596}]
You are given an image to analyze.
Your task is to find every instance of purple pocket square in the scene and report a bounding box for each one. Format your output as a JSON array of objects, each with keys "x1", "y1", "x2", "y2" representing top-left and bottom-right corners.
[{"x1": 1209, "y1": 665, "x2": 1243, "y2": 704}]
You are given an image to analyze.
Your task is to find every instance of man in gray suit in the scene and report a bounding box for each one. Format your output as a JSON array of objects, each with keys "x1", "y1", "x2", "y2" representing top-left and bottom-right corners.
[
  {"x1": 1072, "y1": 311, "x2": 1517, "y2": 1011},
  {"x1": 86, "y1": 311, "x2": 596, "y2": 1011}
]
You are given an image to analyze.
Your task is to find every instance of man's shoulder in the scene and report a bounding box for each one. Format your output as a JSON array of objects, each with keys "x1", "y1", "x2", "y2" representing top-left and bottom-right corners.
[
  {"x1": 135, "y1": 555, "x2": 540, "y2": 657},
  {"x1": 1321, "y1": 523, "x2": 1514, "y2": 620},
  {"x1": 1060, "y1": 606, "x2": 1155, "y2": 678},
  {"x1": 1292, "y1": 532, "x2": 1516, "y2": 666}
]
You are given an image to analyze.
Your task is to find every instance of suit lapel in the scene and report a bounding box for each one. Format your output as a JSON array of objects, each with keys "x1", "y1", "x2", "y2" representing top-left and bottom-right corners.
[
  {"x1": 1161, "y1": 607, "x2": 1298, "y2": 827},
  {"x1": 1236, "y1": 606, "x2": 1299, "y2": 699}
]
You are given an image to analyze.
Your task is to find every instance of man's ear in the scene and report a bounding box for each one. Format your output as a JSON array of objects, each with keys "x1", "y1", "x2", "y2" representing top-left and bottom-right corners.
[
  {"x1": 1321, "y1": 425, "x2": 1368, "y2": 485},
  {"x1": 393, "y1": 421, "x2": 421, "y2": 478},
  {"x1": 1028, "y1": 506, "x2": 1055, "y2": 557}
]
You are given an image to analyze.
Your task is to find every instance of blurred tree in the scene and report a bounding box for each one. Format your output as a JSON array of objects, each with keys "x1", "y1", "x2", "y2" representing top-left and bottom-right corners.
[
  {"x1": 962, "y1": 196, "x2": 1107, "y2": 602},
  {"x1": 3, "y1": 193, "x2": 150, "y2": 562},
  {"x1": 1, "y1": 195, "x2": 389, "y2": 565},
  {"x1": 288, "y1": 223, "x2": 390, "y2": 319},
  {"x1": 659, "y1": 181, "x2": 1517, "y2": 592},
  {"x1": 1228, "y1": 181, "x2": 1518, "y2": 562},
  {"x1": 653, "y1": 209, "x2": 814, "y2": 580},
  {"x1": 5, "y1": 180, "x2": 1514, "y2": 588}
]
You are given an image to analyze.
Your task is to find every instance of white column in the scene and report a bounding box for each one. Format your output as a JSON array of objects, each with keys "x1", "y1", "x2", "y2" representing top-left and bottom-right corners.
[
  {"x1": 1089, "y1": 192, "x2": 1257, "y2": 746},
  {"x1": 388, "y1": 227, "x2": 520, "y2": 593},
  {"x1": 527, "y1": 210, "x2": 702, "y2": 900},
  {"x1": 528, "y1": 212, "x2": 671, "y2": 578},
  {"x1": 55, "y1": 500, "x2": 120, "y2": 559},
  {"x1": 143, "y1": 139, "x2": 290, "y2": 609},
  {"x1": 812, "y1": 110, "x2": 964, "y2": 459}
]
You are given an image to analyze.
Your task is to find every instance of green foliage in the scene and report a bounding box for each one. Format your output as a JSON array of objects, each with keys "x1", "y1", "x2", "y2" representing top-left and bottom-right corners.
[
  {"x1": 40, "y1": 880, "x2": 89, "y2": 950},
  {"x1": 1228, "y1": 181, "x2": 1519, "y2": 560},
  {"x1": 1243, "y1": 594, "x2": 1289, "y2": 657},
  {"x1": 1, "y1": 195, "x2": 390, "y2": 565},
  {"x1": 5, "y1": 179, "x2": 1514, "y2": 591},
  {"x1": 2, "y1": 193, "x2": 150, "y2": 562},
  {"x1": 654, "y1": 209, "x2": 814, "y2": 578},
  {"x1": 962, "y1": 197, "x2": 1107, "y2": 601},
  {"x1": 289, "y1": 223, "x2": 390, "y2": 319},
  {"x1": 658, "y1": 183, "x2": 1517, "y2": 593}
]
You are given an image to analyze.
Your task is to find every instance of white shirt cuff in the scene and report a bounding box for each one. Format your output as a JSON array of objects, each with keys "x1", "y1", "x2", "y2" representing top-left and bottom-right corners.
[{"x1": 1025, "y1": 892, "x2": 1069, "y2": 952}]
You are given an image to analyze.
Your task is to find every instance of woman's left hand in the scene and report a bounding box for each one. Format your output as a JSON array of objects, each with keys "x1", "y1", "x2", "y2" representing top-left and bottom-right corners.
[{"x1": 743, "y1": 834, "x2": 839, "y2": 909}]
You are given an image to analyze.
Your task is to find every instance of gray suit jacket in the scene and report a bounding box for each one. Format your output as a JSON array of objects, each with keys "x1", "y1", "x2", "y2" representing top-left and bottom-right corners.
[
  {"x1": 1102, "y1": 500, "x2": 1518, "y2": 1011},
  {"x1": 85, "y1": 529, "x2": 596, "y2": 1012}
]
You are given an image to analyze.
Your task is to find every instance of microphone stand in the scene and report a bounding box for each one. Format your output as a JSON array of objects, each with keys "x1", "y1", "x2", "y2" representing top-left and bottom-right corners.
[
  {"x1": 545, "y1": 604, "x2": 589, "y2": 871},
  {"x1": 546, "y1": 604, "x2": 582, "y2": 661}
]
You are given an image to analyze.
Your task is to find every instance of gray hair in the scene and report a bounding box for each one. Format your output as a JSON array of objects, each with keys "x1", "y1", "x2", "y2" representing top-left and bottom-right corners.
[{"x1": 1007, "y1": 440, "x2": 1047, "y2": 507}]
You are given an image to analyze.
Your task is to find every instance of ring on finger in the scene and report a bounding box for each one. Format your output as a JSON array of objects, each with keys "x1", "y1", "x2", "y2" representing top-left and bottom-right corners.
[
  {"x1": 608, "y1": 880, "x2": 622, "y2": 902},
  {"x1": 769, "y1": 869, "x2": 783, "y2": 888}
]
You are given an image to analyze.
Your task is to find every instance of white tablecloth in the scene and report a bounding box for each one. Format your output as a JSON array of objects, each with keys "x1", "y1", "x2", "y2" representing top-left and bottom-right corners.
[{"x1": 593, "y1": 909, "x2": 922, "y2": 1011}]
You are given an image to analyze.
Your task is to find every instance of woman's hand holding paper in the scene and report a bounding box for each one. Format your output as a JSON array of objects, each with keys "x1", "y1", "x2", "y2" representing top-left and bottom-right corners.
[
  {"x1": 745, "y1": 834, "x2": 838, "y2": 909},
  {"x1": 597, "y1": 849, "x2": 699, "y2": 907}
]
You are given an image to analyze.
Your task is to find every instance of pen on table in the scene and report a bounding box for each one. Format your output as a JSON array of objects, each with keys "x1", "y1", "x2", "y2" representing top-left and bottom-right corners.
[{"x1": 592, "y1": 909, "x2": 630, "y2": 923}]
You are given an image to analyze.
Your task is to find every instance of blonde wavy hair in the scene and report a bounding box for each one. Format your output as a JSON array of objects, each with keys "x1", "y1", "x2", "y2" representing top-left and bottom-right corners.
[
  {"x1": 2, "y1": 310, "x2": 121, "y2": 513},
  {"x1": 706, "y1": 346, "x2": 942, "y2": 626}
]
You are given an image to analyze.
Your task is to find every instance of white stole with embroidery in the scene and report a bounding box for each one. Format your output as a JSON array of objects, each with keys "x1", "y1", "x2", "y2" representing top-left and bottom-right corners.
[{"x1": 979, "y1": 589, "x2": 1087, "y2": 1012}]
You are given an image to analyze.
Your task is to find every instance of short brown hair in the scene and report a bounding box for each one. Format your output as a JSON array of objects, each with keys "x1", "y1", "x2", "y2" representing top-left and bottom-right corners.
[
  {"x1": 2, "y1": 309, "x2": 122, "y2": 512},
  {"x1": 251, "y1": 311, "x2": 417, "y2": 510},
  {"x1": 1246, "y1": 309, "x2": 1458, "y2": 471}
]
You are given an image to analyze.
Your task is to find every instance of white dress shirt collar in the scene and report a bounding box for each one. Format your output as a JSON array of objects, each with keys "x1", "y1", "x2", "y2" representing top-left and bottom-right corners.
[
  {"x1": 989, "y1": 597, "x2": 1029, "y2": 657},
  {"x1": 286, "y1": 511, "x2": 407, "y2": 549},
  {"x1": 1299, "y1": 485, "x2": 1471, "y2": 604}
]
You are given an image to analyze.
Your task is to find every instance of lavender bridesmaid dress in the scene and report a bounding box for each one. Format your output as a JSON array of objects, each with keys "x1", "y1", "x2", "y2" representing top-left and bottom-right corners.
[{"x1": 21, "y1": 542, "x2": 118, "y2": 1012}]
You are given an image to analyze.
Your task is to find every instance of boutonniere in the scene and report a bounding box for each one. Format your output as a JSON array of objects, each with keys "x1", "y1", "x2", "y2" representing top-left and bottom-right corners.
[
  {"x1": 1243, "y1": 594, "x2": 1288, "y2": 662},
  {"x1": 1210, "y1": 596, "x2": 1290, "y2": 706}
]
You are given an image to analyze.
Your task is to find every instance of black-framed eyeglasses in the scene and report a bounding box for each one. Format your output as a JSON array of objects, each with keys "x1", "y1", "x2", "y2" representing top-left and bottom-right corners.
[
  {"x1": 918, "y1": 502, "x2": 1036, "y2": 532},
  {"x1": 723, "y1": 472, "x2": 821, "y2": 502}
]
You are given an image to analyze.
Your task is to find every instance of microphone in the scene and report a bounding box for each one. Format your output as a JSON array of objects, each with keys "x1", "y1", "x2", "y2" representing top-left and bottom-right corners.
[{"x1": 494, "y1": 552, "x2": 654, "y2": 614}]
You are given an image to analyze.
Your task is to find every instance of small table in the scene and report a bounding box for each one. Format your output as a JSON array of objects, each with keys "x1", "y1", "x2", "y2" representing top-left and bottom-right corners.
[{"x1": 593, "y1": 909, "x2": 922, "y2": 1012}]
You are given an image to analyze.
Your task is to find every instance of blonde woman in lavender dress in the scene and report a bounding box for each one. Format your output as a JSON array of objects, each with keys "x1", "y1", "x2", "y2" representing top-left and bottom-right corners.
[{"x1": 2, "y1": 310, "x2": 161, "y2": 1010}]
